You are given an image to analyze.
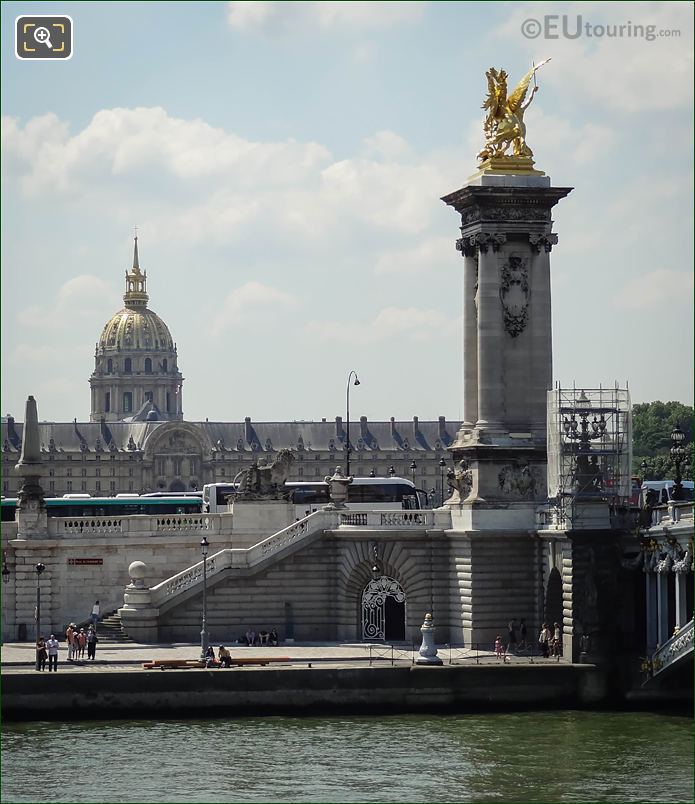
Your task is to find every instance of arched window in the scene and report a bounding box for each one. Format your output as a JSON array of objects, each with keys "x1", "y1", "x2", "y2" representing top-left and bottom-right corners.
[
  {"x1": 144, "y1": 358, "x2": 152, "y2": 374},
  {"x1": 107, "y1": 358, "x2": 113, "y2": 374},
  {"x1": 105, "y1": 392, "x2": 111, "y2": 413},
  {"x1": 166, "y1": 392, "x2": 171, "y2": 413},
  {"x1": 123, "y1": 392, "x2": 132, "y2": 413},
  {"x1": 162, "y1": 358, "x2": 168, "y2": 373},
  {"x1": 124, "y1": 358, "x2": 132, "y2": 374}
]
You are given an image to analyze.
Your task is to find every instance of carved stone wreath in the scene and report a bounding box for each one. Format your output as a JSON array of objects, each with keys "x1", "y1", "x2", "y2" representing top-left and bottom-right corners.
[{"x1": 500, "y1": 255, "x2": 529, "y2": 338}]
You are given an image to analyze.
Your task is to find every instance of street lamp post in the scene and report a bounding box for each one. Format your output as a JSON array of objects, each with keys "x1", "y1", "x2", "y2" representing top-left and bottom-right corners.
[
  {"x1": 200, "y1": 537, "x2": 209, "y2": 660},
  {"x1": 345, "y1": 371, "x2": 360, "y2": 477},
  {"x1": 439, "y1": 458, "x2": 446, "y2": 506},
  {"x1": 388, "y1": 465, "x2": 396, "y2": 478},
  {"x1": 410, "y1": 460, "x2": 417, "y2": 487},
  {"x1": 34, "y1": 562, "x2": 45, "y2": 670},
  {"x1": 670, "y1": 424, "x2": 687, "y2": 501}
]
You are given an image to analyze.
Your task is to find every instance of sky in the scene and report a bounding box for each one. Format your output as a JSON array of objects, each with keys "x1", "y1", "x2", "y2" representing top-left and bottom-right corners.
[{"x1": 2, "y1": 1, "x2": 693, "y2": 424}]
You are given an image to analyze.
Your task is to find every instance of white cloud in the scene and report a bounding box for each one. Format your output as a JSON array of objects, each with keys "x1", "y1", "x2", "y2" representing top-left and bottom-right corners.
[
  {"x1": 210, "y1": 281, "x2": 298, "y2": 334},
  {"x1": 374, "y1": 237, "x2": 455, "y2": 276},
  {"x1": 618, "y1": 268, "x2": 694, "y2": 310},
  {"x1": 227, "y1": 1, "x2": 426, "y2": 33},
  {"x1": 2, "y1": 107, "x2": 331, "y2": 197},
  {"x1": 492, "y1": 2, "x2": 693, "y2": 113},
  {"x1": 16, "y1": 275, "x2": 120, "y2": 330},
  {"x1": 306, "y1": 306, "x2": 459, "y2": 344}
]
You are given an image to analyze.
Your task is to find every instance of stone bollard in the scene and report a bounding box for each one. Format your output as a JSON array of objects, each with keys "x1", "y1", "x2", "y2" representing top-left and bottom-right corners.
[{"x1": 415, "y1": 612, "x2": 443, "y2": 665}]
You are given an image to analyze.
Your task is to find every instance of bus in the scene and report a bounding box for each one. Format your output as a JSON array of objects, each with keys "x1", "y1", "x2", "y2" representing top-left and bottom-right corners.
[
  {"x1": 202, "y1": 477, "x2": 425, "y2": 514},
  {"x1": 640, "y1": 480, "x2": 694, "y2": 506},
  {"x1": 0, "y1": 494, "x2": 203, "y2": 522}
]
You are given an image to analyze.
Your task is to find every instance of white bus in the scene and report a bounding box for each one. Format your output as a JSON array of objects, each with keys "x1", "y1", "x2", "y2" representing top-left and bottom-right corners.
[{"x1": 202, "y1": 477, "x2": 426, "y2": 514}]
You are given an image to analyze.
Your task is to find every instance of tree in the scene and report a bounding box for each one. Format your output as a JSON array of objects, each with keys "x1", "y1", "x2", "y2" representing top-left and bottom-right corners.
[{"x1": 633, "y1": 401, "x2": 693, "y2": 481}]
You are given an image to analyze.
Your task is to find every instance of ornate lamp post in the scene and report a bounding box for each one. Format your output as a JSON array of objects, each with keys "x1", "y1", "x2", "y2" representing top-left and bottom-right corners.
[
  {"x1": 670, "y1": 424, "x2": 687, "y2": 501},
  {"x1": 640, "y1": 459, "x2": 651, "y2": 481},
  {"x1": 345, "y1": 371, "x2": 360, "y2": 477},
  {"x1": 562, "y1": 391, "x2": 606, "y2": 495},
  {"x1": 34, "y1": 562, "x2": 45, "y2": 669},
  {"x1": 388, "y1": 465, "x2": 396, "y2": 478},
  {"x1": 439, "y1": 458, "x2": 446, "y2": 505},
  {"x1": 200, "y1": 536, "x2": 209, "y2": 660},
  {"x1": 410, "y1": 460, "x2": 417, "y2": 487},
  {"x1": 1, "y1": 553, "x2": 10, "y2": 585}
]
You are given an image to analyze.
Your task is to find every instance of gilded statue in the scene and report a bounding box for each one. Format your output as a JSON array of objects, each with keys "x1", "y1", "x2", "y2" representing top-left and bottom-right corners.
[{"x1": 477, "y1": 60, "x2": 550, "y2": 162}]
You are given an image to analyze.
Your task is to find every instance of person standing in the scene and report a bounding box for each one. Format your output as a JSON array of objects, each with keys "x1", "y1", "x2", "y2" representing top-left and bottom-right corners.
[
  {"x1": 90, "y1": 600, "x2": 100, "y2": 631},
  {"x1": 86, "y1": 626, "x2": 98, "y2": 661},
  {"x1": 36, "y1": 637, "x2": 48, "y2": 671},
  {"x1": 77, "y1": 628, "x2": 87, "y2": 659},
  {"x1": 46, "y1": 634, "x2": 59, "y2": 671},
  {"x1": 507, "y1": 618, "x2": 518, "y2": 655},
  {"x1": 518, "y1": 619, "x2": 528, "y2": 650},
  {"x1": 553, "y1": 622, "x2": 562, "y2": 657},
  {"x1": 538, "y1": 623, "x2": 550, "y2": 658},
  {"x1": 66, "y1": 623, "x2": 76, "y2": 661}
]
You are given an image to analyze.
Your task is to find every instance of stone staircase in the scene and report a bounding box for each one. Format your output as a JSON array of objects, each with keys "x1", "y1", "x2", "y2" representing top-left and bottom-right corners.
[{"x1": 97, "y1": 611, "x2": 135, "y2": 643}]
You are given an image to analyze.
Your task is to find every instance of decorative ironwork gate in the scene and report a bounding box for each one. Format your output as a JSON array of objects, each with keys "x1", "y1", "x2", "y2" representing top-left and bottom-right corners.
[{"x1": 361, "y1": 576, "x2": 406, "y2": 641}]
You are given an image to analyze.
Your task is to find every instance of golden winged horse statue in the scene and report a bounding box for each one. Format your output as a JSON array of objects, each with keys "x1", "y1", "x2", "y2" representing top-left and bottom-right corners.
[{"x1": 477, "y1": 59, "x2": 550, "y2": 161}]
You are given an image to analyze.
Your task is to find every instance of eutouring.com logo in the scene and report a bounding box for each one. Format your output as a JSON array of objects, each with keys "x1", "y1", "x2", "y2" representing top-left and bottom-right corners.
[
  {"x1": 521, "y1": 15, "x2": 681, "y2": 42},
  {"x1": 16, "y1": 16, "x2": 73, "y2": 59}
]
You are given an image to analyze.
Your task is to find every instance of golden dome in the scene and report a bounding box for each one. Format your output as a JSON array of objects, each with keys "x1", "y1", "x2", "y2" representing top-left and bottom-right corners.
[
  {"x1": 97, "y1": 236, "x2": 176, "y2": 354},
  {"x1": 98, "y1": 307, "x2": 174, "y2": 353}
]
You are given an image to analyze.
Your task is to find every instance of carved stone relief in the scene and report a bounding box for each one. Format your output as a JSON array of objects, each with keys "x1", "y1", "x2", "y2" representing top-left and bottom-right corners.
[
  {"x1": 499, "y1": 254, "x2": 529, "y2": 338},
  {"x1": 498, "y1": 462, "x2": 543, "y2": 499}
]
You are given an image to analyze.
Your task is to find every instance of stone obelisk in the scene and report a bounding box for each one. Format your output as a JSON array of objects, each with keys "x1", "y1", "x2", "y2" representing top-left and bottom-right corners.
[
  {"x1": 14, "y1": 395, "x2": 47, "y2": 536},
  {"x1": 441, "y1": 63, "x2": 572, "y2": 645}
]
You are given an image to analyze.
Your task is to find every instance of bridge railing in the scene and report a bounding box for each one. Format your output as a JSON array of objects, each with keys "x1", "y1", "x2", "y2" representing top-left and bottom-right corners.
[{"x1": 651, "y1": 618, "x2": 693, "y2": 678}]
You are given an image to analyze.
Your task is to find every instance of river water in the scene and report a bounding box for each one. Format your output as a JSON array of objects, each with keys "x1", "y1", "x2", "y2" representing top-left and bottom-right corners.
[{"x1": 2, "y1": 711, "x2": 692, "y2": 803}]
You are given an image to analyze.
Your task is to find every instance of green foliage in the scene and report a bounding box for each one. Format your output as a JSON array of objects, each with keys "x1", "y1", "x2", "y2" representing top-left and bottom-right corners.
[{"x1": 632, "y1": 401, "x2": 693, "y2": 480}]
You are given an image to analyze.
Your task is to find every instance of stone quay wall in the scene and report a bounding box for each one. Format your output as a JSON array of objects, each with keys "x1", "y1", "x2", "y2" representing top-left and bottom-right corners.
[{"x1": 2, "y1": 664, "x2": 608, "y2": 721}]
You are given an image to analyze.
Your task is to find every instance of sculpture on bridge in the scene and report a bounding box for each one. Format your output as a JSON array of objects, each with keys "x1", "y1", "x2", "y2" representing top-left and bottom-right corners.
[
  {"x1": 477, "y1": 60, "x2": 550, "y2": 163},
  {"x1": 237, "y1": 448, "x2": 295, "y2": 500}
]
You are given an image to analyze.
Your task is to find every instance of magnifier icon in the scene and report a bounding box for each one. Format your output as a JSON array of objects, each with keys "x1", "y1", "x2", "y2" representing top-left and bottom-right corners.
[{"x1": 33, "y1": 26, "x2": 53, "y2": 49}]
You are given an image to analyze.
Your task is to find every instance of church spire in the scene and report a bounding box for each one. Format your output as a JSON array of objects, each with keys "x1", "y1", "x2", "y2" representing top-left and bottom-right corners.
[{"x1": 123, "y1": 234, "x2": 148, "y2": 309}]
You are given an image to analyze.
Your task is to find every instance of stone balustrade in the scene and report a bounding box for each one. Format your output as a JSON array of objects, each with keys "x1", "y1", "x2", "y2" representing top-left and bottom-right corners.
[{"x1": 44, "y1": 513, "x2": 233, "y2": 539}]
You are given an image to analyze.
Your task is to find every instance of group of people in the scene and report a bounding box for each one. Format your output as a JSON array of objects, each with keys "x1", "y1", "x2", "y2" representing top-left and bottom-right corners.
[
  {"x1": 242, "y1": 627, "x2": 279, "y2": 647},
  {"x1": 538, "y1": 622, "x2": 563, "y2": 658},
  {"x1": 204, "y1": 645, "x2": 233, "y2": 668},
  {"x1": 494, "y1": 618, "x2": 562, "y2": 659},
  {"x1": 65, "y1": 622, "x2": 99, "y2": 661},
  {"x1": 35, "y1": 635, "x2": 60, "y2": 671}
]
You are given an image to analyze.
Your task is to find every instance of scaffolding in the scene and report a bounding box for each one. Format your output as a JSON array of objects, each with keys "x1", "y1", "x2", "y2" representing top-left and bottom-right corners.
[{"x1": 547, "y1": 385, "x2": 632, "y2": 529}]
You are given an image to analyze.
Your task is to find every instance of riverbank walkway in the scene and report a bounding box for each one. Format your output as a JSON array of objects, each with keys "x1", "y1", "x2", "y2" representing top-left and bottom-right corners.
[{"x1": 1, "y1": 640, "x2": 562, "y2": 673}]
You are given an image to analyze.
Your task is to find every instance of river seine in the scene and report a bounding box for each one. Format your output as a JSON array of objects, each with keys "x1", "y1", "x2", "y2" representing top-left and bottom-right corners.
[{"x1": 2, "y1": 710, "x2": 692, "y2": 802}]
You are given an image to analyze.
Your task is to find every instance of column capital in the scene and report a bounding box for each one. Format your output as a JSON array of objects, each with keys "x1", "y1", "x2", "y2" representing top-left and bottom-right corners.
[
  {"x1": 529, "y1": 233, "x2": 559, "y2": 253},
  {"x1": 456, "y1": 231, "x2": 506, "y2": 256}
]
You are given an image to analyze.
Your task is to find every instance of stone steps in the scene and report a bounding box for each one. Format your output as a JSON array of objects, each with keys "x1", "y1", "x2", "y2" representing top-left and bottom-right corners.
[{"x1": 97, "y1": 611, "x2": 135, "y2": 643}]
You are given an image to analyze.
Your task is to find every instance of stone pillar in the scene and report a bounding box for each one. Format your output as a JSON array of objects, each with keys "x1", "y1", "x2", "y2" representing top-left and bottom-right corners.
[
  {"x1": 674, "y1": 569, "x2": 689, "y2": 630},
  {"x1": 656, "y1": 569, "x2": 669, "y2": 646},
  {"x1": 475, "y1": 236, "x2": 506, "y2": 430},
  {"x1": 441, "y1": 176, "x2": 572, "y2": 509},
  {"x1": 645, "y1": 571, "x2": 657, "y2": 652},
  {"x1": 461, "y1": 248, "x2": 478, "y2": 428}
]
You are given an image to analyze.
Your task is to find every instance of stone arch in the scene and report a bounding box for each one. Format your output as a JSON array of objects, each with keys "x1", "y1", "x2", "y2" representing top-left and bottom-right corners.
[
  {"x1": 142, "y1": 421, "x2": 213, "y2": 462},
  {"x1": 544, "y1": 567, "x2": 563, "y2": 628},
  {"x1": 336, "y1": 539, "x2": 431, "y2": 642}
]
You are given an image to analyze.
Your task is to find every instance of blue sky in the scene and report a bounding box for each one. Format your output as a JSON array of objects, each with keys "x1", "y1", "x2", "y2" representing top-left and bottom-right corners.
[{"x1": 2, "y1": 1, "x2": 693, "y2": 423}]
